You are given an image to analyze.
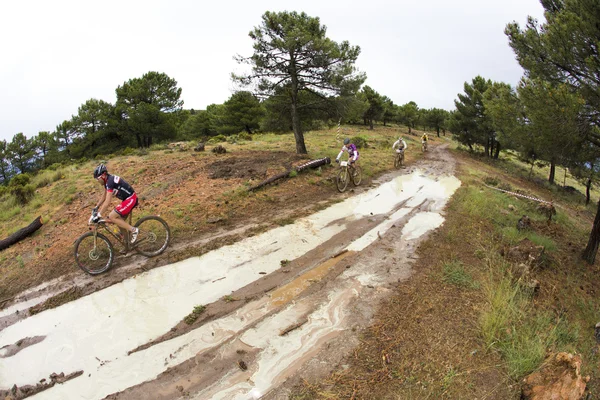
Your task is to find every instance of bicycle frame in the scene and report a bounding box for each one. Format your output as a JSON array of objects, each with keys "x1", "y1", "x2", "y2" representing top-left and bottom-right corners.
[
  {"x1": 90, "y1": 212, "x2": 134, "y2": 253},
  {"x1": 339, "y1": 159, "x2": 358, "y2": 171},
  {"x1": 394, "y1": 150, "x2": 404, "y2": 168}
]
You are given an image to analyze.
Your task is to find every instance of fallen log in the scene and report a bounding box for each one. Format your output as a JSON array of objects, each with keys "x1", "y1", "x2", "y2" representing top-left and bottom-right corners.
[
  {"x1": 248, "y1": 157, "x2": 331, "y2": 192},
  {"x1": 0, "y1": 216, "x2": 43, "y2": 252}
]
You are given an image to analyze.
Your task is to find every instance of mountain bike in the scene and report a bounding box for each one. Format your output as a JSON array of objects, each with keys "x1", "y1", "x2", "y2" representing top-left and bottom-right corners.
[
  {"x1": 336, "y1": 160, "x2": 362, "y2": 193},
  {"x1": 74, "y1": 211, "x2": 171, "y2": 275},
  {"x1": 422, "y1": 141, "x2": 428, "y2": 152},
  {"x1": 394, "y1": 150, "x2": 405, "y2": 169}
]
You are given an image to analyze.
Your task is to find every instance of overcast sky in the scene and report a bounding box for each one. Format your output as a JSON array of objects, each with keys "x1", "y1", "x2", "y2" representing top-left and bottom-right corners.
[{"x1": 0, "y1": 0, "x2": 546, "y2": 142}]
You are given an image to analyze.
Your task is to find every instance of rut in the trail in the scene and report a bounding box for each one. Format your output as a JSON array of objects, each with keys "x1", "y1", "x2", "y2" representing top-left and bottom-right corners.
[{"x1": 0, "y1": 146, "x2": 460, "y2": 400}]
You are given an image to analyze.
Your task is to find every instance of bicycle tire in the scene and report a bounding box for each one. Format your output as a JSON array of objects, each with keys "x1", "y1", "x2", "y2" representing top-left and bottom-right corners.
[
  {"x1": 352, "y1": 166, "x2": 362, "y2": 186},
  {"x1": 74, "y1": 232, "x2": 114, "y2": 275},
  {"x1": 133, "y1": 216, "x2": 171, "y2": 257},
  {"x1": 336, "y1": 169, "x2": 349, "y2": 193},
  {"x1": 394, "y1": 153, "x2": 403, "y2": 169}
]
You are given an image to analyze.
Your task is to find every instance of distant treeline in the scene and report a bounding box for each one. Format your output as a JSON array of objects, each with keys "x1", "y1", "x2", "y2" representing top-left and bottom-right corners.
[{"x1": 0, "y1": 70, "x2": 449, "y2": 185}]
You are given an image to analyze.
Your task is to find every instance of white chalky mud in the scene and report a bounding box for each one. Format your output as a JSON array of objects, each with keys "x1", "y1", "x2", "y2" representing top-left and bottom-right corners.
[{"x1": 0, "y1": 170, "x2": 460, "y2": 399}]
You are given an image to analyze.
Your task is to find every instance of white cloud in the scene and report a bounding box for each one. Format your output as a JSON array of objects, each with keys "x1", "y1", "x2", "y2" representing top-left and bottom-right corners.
[{"x1": 0, "y1": 0, "x2": 545, "y2": 142}]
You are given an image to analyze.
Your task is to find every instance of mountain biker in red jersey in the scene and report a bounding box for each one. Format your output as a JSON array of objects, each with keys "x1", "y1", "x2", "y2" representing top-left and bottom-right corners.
[{"x1": 91, "y1": 164, "x2": 139, "y2": 243}]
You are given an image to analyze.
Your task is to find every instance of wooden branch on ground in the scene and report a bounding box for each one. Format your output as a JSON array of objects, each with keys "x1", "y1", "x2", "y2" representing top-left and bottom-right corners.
[
  {"x1": 0, "y1": 216, "x2": 43, "y2": 252},
  {"x1": 248, "y1": 157, "x2": 331, "y2": 192}
]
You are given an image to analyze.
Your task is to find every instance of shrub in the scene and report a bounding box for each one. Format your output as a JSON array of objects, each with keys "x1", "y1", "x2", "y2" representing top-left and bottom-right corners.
[
  {"x1": 120, "y1": 147, "x2": 136, "y2": 156},
  {"x1": 238, "y1": 132, "x2": 252, "y2": 141},
  {"x1": 226, "y1": 135, "x2": 239, "y2": 144},
  {"x1": 484, "y1": 176, "x2": 500, "y2": 186},
  {"x1": 9, "y1": 174, "x2": 31, "y2": 187},
  {"x1": 352, "y1": 136, "x2": 368, "y2": 149},
  {"x1": 7, "y1": 174, "x2": 35, "y2": 205},
  {"x1": 10, "y1": 184, "x2": 35, "y2": 205},
  {"x1": 208, "y1": 134, "x2": 227, "y2": 144}
]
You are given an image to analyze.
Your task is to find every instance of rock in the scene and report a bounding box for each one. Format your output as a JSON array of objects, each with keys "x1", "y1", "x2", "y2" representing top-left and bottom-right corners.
[
  {"x1": 506, "y1": 238, "x2": 546, "y2": 267},
  {"x1": 167, "y1": 141, "x2": 189, "y2": 151},
  {"x1": 537, "y1": 203, "x2": 557, "y2": 222},
  {"x1": 194, "y1": 142, "x2": 205, "y2": 152},
  {"x1": 525, "y1": 279, "x2": 540, "y2": 295},
  {"x1": 522, "y1": 352, "x2": 589, "y2": 400},
  {"x1": 508, "y1": 204, "x2": 516, "y2": 211},
  {"x1": 212, "y1": 145, "x2": 227, "y2": 154},
  {"x1": 517, "y1": 215, "x2": 532, "y2": 231},
  {"x1": 561, "y1": 185, "x2": 578, "y2": 194},
  {"x1": 512, "y1": 263, "x2": 531, "y2": 280}
]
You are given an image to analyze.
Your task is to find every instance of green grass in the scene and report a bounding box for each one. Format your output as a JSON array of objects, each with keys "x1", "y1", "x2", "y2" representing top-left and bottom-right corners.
[
  {"x1": 442, "y1": 260, "x2": 479, "y2": 289},
  {"x1": 222, "y1": 295, "x2": 238, "y2": 303},
  {"x1": 449, "y1": 164, "x2": 586, "y2": 382},
  {"x1": 184, "y1": 305, "x2": 206, "y2": 325},
  {"x1": 31, "y1": 169, "x2": 64, "y2": 188}
]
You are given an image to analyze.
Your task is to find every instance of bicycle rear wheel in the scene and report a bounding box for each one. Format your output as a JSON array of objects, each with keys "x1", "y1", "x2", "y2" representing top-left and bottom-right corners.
[
  {"x1": 74, "y1": 232, "x2": 114, "y2": 275},
  {"x1": 394, "y1": 153, "x2": 403, "y2": 169},
  {"x1": 134, "y1": 216, "x2": 171, "y2": 257},
  {"x1": 351, "y1": 166, "x2": 362, "y2": 186},
  {"x1": 336, "y1": 169, "x2": 349, "y2": 193}
]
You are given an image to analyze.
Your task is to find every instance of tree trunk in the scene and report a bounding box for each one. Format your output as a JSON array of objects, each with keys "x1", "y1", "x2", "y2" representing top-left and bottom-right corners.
[
  {"x1": 135, "y1": 133, "x2": 143, "y2": 148},
  {"x1": 248, "y1": 158, "x2": 330, "y2": 191},
  {"x1": 0, "y1": 216, "x2": 43, "y2": 251},
  {"x1": 582, "y1": 198, "x2": 600, "y2": 263},
  {"x1": 484, "y1": 139, "x2": 490, "y2": 158},
  {"x1": 529, "y1": 161, "x2": 535, "y2": 180},
  {"x1": 586, "y1": 178, "x2": 592, "y2": 206},
  {"x1": 245, "y1": 125, "x2": 252, "y2": 134},
  {"x1": 548, "y1": 160, "x2": 556, "y2": 184},
  {"x1": 369, "y1": 119, "x2": 374, "y2": 130},
  {"x1": 436, "y1": 127, "x2": 440, "y2": 137},
  {"x1": 493, "y1": 140, "x2": 501, "y2": 159},
  {"x1": 290, "y1": 102, "x2": 307, "y2": 154},
  {"x1": 408, "y1": 125, "x2": 412, "y2": 134}
]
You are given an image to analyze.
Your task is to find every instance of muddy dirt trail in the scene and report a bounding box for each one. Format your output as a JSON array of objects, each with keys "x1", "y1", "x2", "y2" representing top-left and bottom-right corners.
[{"x1": 0, "y1": 144, "x2": 459, "y2": 400}]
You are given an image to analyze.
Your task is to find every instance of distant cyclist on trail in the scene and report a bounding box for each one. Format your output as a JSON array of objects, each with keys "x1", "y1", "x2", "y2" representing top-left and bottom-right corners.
[
  {"x1": 392, "y1": 136, "x2": 407, "y2": 154},
  {"x1": 335, "y1": 138, "x2": 359, "y2": 165},
  {"x1": 91, "y1": 164, "x2": 139, "y2": 244},
  {"x1": 421, "y1": 132, "x2": 428, "y2": 144}
]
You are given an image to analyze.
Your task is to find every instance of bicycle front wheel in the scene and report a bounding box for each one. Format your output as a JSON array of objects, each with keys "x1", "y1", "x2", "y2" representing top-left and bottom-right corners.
[
  {"x1": 134, "y1": 216, "x2": 171, "y2": 257},
  {"x1": 352, "y1": 166, "x2": 362, "y2": 186},
  {"x1": 394, "y1": 153, "x2": 402, "y2": 169},
  {"x1": 74, "y1": 232, "x2": 114, "y2": 275},
  {"x1": 336, "y1": 169, "x2": 349, "y2": 193}
]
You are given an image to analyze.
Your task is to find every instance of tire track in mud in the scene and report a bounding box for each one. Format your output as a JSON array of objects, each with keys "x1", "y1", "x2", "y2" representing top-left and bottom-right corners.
[{"x1": 0, "y1": 144, "x2": 458, "y2": 400}]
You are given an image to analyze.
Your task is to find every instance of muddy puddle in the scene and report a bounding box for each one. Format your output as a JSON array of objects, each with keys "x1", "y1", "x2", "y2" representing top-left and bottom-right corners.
[{"x1": 0, "y1": 170, "x2": 460, "y2": 399}]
